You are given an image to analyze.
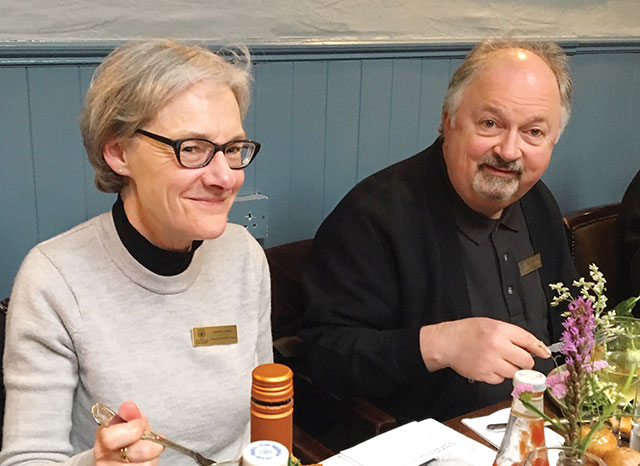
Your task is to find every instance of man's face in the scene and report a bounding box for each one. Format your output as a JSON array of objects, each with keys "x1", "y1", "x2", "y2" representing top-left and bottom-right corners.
[{"x1": 442, "y1": 49, "x2": 563, "y2": 219}]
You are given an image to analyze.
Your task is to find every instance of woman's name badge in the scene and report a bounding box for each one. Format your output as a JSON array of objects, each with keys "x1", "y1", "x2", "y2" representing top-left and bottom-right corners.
[{"x1": 191, "y1": 325, "x2": 238, "y2": 347}]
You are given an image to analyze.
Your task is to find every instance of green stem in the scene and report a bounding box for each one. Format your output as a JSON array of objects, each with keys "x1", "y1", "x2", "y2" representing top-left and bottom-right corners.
[{"x1": 519, "y1": 398, "x2": 568, "y2": 435}]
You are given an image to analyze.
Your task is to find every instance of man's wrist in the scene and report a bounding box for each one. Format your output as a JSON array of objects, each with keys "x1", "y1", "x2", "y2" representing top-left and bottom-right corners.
[{"x1": 419, "y1": 322, "x2": 449, "y2": 372}]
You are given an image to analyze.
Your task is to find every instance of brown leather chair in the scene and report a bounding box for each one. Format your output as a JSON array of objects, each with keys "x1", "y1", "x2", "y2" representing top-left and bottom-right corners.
[
  {"x1": 265, "y1": 240, "x2": 397, "y2": 457},
  {"x1": 563, "y1": 203, "x2": 621, "y2": 302}
]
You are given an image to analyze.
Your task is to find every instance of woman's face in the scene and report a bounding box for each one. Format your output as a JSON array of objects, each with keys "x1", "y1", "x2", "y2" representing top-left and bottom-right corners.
[{"x1": 114, "y1": 80, "x2": 246, "y2": 251}]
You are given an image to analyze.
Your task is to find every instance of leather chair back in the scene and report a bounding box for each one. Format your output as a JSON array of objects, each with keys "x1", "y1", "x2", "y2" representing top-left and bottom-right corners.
[{"x1": 563, "y1": 203, "x2": 620, "y2": 301}]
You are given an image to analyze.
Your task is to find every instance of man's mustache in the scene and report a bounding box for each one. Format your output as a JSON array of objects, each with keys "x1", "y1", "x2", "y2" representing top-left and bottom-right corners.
[{"x1": 478, "y1": 155, "x2": 523, "y2": 175}]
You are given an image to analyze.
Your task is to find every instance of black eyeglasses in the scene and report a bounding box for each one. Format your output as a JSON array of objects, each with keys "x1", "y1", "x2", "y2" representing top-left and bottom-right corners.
[{"x1": 135, "y1": 129, "x2": 261, "y2": 169}]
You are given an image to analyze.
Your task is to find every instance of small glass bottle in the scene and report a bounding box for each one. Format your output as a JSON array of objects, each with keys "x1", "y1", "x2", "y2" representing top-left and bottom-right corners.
[
  {"x1": 250, "y1": 363, "x2": 294, "y2": 455},
  {"x1": 494, "y1": 369, "x2": 548, "y2": 466}
]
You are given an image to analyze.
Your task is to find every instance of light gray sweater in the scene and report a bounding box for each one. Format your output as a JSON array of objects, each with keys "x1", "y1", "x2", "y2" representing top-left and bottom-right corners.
[{"x1": 0, "y1": 213, "x2": 272, "y2": 466}]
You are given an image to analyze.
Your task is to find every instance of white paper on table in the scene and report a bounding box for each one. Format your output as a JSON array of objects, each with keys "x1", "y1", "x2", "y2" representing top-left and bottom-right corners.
[
  {"x1": 461, "y1": 407, "x2": 565, "y2": 449},
  {"x1": 332, "y1": 418, "x2": 496, "y2": 466}
]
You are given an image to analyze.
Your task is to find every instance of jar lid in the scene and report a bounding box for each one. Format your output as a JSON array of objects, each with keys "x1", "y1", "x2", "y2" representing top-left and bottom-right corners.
[
  {"x1": 242, "y1": 440, "x2": 289, "y2": 466},
  {"x1": 252, "y1": 363, "x2": 294, "y2": 402},
  {"x1": 513, "y1": 369, "x2": 546, "y2": 392}
]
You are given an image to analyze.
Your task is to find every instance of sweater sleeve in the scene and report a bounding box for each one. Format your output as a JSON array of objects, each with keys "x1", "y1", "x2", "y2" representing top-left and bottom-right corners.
[
  {"x1": 299, "y1": 193, "x2": 427, "y2": 401},
  {"x1": 254, "y1": 241, "x2": 273, "y2": 366},
  {"x1": 0, "y1": 248, "x2": 94, "y2": 466}
]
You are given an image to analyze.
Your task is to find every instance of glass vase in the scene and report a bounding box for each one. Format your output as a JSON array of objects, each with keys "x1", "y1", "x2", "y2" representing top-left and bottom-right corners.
[{"x1": 524, "y1": 446, "x2": 606, "y2": 466}]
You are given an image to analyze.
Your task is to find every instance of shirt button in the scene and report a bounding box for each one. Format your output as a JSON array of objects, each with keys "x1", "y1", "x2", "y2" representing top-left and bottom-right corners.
[
  {"x1": 467, "y1": 378, "x2": 476, "y2": 384},
  {"x1": 503, "y1": 253, "x2": 508, "y2": 262},
  {"x1": 507, "y1": 286, "x2": 514, "y2": 295}
]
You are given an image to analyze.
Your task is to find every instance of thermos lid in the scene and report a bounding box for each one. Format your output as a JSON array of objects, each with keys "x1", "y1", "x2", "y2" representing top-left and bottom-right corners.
[
  {"x1": 242, "y1": 440, "x2": 289, "y2": 466},
  {"x1": 513, "y1": 369, "x2": 547, "y2": 392},
  {"x1": 251, "y1": 363, "x2": 294, "y2": 402}
]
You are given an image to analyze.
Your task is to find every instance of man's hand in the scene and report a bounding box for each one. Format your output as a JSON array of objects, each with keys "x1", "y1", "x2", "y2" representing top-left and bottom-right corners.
[{"x1": 419, "y1": 317, "x2": 551, "y2": 384}]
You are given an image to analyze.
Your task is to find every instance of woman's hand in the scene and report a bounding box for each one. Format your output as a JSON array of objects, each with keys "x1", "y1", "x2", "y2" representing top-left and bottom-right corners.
[{"x1": 94, "y1": 401, "x2": 165, "y2": 465}]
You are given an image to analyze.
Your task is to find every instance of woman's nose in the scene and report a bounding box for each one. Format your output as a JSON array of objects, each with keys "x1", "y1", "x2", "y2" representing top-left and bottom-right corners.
[{"x1": 202, "y1": 150, "x2": 237, "y2": 188}]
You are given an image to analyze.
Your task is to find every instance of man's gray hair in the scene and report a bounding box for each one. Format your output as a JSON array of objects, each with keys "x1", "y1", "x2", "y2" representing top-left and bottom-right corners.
[{"x1": 440, "y1": 38, "x2": 572, "y2": 138}]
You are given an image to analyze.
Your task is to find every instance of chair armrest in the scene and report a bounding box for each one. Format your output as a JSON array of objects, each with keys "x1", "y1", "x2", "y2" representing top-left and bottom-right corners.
[{"x1": 293, "y1": 424, "x2": 335, "y2": 464}]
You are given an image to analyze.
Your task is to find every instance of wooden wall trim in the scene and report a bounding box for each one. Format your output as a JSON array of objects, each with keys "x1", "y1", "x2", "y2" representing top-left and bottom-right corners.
[{"x1": 1, "y1": 38, "x2": 639, "y2": 66}]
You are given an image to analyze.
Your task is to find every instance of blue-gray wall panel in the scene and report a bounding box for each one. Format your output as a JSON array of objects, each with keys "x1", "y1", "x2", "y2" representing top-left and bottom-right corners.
[
  {"x1": 2, "y1": 44, "x2": 640, "y2": 298},
  {"x1": 357, "y1": 59, "x2": 393, "y2": 181},
  {"x1": 0, "y1": 68, "x2": 36, "y2": 296},
  {"x1": 323, "y1": 60, "x2": 361, "y2": 215},
  {"x1": 543, "y1": 52, "x2": 640, "y2": 213},
  {"x1": 418, "y1": 58, "x2": 449, "y2": 148},
  {"x1": 389, "y1": 58, "x2": 422, "y2": 163},
  {"x1": 28, "y1": 67, "x2": 86, "y2": 242},
  {"x1": 290, "y1": 61, "x2": 327, "y2": 240},
  {"x1": 253, "y1": 62, "x2": 294, "y2": 246}
]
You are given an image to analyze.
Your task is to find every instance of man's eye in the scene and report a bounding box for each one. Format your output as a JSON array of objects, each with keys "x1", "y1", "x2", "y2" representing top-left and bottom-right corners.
[
  {"x1": 482, "y1": 120, "x2": 495, "y2": 128},
  {"x1": 529, "y1": 128, "x2": 542, "y2": 137}
]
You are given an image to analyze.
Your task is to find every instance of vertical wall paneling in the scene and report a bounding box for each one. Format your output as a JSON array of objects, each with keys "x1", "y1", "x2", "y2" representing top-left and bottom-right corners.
[
  {"x1": 253, "y1": 61, "x2": 294, "y2": 246},
  {"x1": 0, "y1": 67, "x2": 36, "y2": 296},
  {"x1": 544, "y1": 52, "x2": 640, "y2": 212},
  {"x1": 78, "y1": 65, "x2": 116, "y2": 218},
  {"x1": 290, "y1": 61, "x2": 328, "y2": 241},
  {"x1": 388, "y1": 58, "x2": 423, "y2": 163},
  {"x1": 28, "y1": 66, "x2": 87, "y2": 242},
  {"x1": 357, "y1": 59, "x2": 394, "y2": 181},
  {"x1": 417, "y1": 58, "x2": 449, "y2": 148},
  {"x1": 2, "y1": 43, "x2": 640, "y2": 297},
  {"x1": 323, "y1": 60, "x2": 362, "y2": 216}
]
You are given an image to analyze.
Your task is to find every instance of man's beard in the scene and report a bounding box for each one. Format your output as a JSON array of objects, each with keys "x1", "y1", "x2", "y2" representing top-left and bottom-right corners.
[{"x1": 472, "y1": 154, "x2": 523, "y2": 200}]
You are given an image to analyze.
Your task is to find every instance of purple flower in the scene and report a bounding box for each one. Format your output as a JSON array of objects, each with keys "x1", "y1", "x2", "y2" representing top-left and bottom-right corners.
[
  {"x1": 512, "y1": 383, "x2": 535, "y2": 399},
  {"x1": 561, "y1": 297, "x2": 596, "y2": 367}
]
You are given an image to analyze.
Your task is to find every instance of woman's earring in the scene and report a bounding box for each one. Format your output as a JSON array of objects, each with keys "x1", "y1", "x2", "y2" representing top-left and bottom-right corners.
[{"x1": 118, "y1": 168, "x2": 123, "y2": 173}]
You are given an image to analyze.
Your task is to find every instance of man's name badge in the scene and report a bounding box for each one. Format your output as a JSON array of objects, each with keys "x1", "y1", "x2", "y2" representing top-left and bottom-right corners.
[
  {"x1": 191, "y1": 325, "x2": 238, "y2": 347},
  {"x1": 518, "y1": 253, "x2": 542, "y2": 277}
]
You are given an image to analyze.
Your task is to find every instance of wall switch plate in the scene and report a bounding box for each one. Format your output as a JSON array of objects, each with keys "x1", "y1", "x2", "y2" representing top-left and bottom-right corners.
[{"x1": 228, "y1": 193, "x2": 268, "y2": 241}]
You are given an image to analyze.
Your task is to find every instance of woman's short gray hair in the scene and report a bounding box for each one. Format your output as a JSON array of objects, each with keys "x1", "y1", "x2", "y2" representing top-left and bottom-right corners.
[
  {"x1": 80, "y1": 38, "x2": 252, "y2": 193},
  {"x1": 440, "y1": 38, "x2": 572, "y2": 138}
]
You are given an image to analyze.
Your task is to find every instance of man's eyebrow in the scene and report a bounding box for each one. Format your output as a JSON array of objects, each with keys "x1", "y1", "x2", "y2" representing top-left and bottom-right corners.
[{"x1": 477, "y1": 106, "x2": 550, "y2": 126}]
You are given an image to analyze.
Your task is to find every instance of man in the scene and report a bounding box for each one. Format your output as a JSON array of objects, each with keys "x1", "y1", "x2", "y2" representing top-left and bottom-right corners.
[
  {"x1": 299, "y1": 39, "x2": 577, "y2": 423},
  {"x1": 617, "y1": 168, "x2": 640, "y2": 300}
]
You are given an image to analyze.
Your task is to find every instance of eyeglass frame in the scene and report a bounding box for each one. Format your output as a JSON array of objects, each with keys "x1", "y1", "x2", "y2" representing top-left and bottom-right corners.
[{"x1": 135, "y1": 128, "x2": 261, "y2": 169}]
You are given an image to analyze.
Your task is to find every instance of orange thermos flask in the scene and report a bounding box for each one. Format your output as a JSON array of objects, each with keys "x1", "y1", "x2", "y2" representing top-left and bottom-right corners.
[{"x1": 250, "y1": 363, "x2": 294, "y2": 454}]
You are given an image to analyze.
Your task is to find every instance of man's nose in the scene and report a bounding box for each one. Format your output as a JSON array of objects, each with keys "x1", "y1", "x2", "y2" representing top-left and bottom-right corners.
[{"x1": 495, "y1": 130, "x2": 521, "y2": 161}]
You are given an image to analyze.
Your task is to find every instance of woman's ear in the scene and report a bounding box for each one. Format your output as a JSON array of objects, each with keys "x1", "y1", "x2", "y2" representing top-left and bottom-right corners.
[{"x1": 103, "y1": 138, "x2": 130, "y2": 176}]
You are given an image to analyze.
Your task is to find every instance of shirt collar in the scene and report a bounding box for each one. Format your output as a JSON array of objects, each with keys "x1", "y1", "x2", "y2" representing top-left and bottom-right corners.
[
  {"x1": 111, "y1": 195, "x2": 203, "y2": 276},
  {"x1": 452, "y1": 192, "x2": 523, "y2": 245}
]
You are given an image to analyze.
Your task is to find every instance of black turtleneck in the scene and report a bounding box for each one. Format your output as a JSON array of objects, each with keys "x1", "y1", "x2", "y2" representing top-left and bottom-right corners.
[{"x1": 111, "y1": 196, "x2": 203, "y2": 276}]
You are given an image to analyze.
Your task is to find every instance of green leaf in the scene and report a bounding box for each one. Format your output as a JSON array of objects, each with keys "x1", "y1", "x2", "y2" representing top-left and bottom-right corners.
[{"x1": 613, "y1": 296, "x2": 640, "y2": 317}]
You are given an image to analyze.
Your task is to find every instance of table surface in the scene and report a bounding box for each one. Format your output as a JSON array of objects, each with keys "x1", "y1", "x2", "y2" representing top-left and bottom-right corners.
[{"x1": 442, "y1": 399, "x2": 511, "y2": 449}]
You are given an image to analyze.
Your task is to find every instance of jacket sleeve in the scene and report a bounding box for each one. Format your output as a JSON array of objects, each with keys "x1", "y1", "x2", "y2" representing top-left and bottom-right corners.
[
  {"x1": 619, "y1": 170, "x2": 640, "y2": 298},
  {"x1": 299, "y1": 194, "x2": 426, "y2": 401}
]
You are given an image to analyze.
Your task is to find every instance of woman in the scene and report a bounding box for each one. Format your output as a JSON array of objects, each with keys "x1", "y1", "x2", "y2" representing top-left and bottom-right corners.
[{"x1": 0, "y1": 39, "x2": 272, "y2": 465}]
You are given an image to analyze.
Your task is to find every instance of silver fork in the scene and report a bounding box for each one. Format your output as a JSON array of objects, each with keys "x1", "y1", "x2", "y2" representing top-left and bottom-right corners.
[{"x1": 91, "y1": 403, "x2": 239, "y2": 466}]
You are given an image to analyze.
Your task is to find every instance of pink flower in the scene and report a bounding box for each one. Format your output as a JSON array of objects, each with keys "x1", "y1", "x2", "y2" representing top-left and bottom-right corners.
[
  {"x1": 585, "y1": 360, "x2": 609, "y2": 373},
  {"x1": 546, "y1": 371, "x2": 570, "y2": 399},
  {"x1": 512, "y1": 383, "x2": 535, "y2": 399}
]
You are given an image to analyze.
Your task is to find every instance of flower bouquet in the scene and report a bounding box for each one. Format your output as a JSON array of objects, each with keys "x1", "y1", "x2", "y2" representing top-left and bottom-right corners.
[{"x1": 514, "y1": 264, "x2": 640, "y2": 462}]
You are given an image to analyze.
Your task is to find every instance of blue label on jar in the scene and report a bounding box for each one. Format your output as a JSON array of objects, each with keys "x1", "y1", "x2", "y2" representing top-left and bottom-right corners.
[{"x1": 250, "y1": 442, "x2": 284, "y2": 460}]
